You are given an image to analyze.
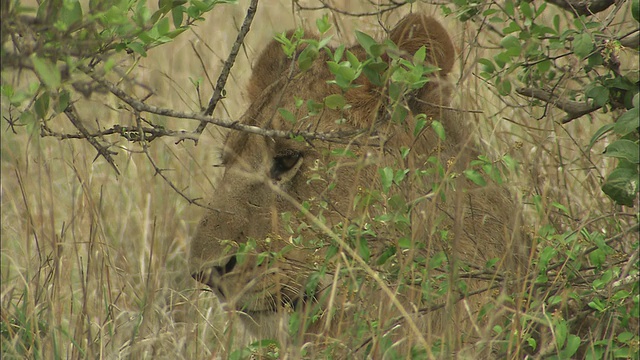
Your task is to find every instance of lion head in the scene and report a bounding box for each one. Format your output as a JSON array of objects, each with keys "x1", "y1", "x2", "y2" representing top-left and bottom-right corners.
[{"x1": 190, "y1": 14, "x2": 526, "y2": 357}]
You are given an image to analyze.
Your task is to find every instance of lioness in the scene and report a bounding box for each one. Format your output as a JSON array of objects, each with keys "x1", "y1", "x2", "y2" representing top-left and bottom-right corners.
[{"x1": 190, "y1": 14, "x2": 526, "y2": 358}]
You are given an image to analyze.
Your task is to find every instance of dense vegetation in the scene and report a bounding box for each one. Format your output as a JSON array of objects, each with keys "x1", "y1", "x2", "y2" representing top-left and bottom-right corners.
[{"x1": 1, "y1": 0, "x2": 637, "y2": 359}]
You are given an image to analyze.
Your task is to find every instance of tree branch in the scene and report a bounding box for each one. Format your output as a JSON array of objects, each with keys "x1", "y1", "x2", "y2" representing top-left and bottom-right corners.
[
  {"x1": 41, "y1": 123, "x2": 199, "y2": 142},
  {"x1": 63, "y1": 104, "x2": 121, "y2": 175},
  {"x1": 141, "y1": 146, "x2": 217, "y2": 210},
  {"x1": 78, "y1": 64, "x2": 372, "y2": 145},
  {"x1": 295, "y1": 0, "x2": 405, "y2": 16},
  {"x1": 196, "y1": 0, "x2": 259, "y2": 134},
  {"x1": 516, "y1": 87, "x2": 602, "y2": 124},
  {"x1": 544, "y1": 0, "x2": 616, "y2": 16},
  {"x1": 619, "y1": 31, "x2": 640, "y2": 50}
]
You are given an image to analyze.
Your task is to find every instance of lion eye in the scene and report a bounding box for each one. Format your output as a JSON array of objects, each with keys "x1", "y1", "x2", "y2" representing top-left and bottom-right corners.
[{"x1": 270, "y1": 151, "x2": 302, "y2": 181}]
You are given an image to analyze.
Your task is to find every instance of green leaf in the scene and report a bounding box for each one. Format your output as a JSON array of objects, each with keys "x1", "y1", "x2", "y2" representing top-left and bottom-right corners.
[
  {"x1": 504, "y1": 0, "x2": 515, "y2": 16},
  {"x1": 31, "y1": 56, "x2": 61, "y2": 88},
  {"x1": 431, "y1": 120, "x2": 445, "y2": 141},
  {"x1": 394, "y1": 169, "x2": 409, "y2": 184},
  {"x1": 552, "y1": 202, "x2": 569, "y2": 215},
  {"x1": 527, "y1": 336, "x2": 537, "y2": 351},
  {"x1": 324, "y1": 94, "x2": 346, "y2": 110},
  {"x1": 493, "y1": 52, "x2": 509, "y2": 68},
  {"x1": 172, "y1": 5, "x2": 184, "y2": 27},
  {"x1": 297, "y1": 45, "x2": 318, "y2": 71},
  {"x1": 589, "y1": 248, "x2": 606, "y2": 267},
  {"x1": 127, "y1": 42, "x2": 147, "y2": 56},
  {"x1": 316, "y1": 14, "x2": 330, "y2": 34},
  {"x1": 478, "y1": 58, "x2": 495, "y2": 74},
  {"x1": 306, "y1": 99, "x2": 323, "y2": 115},
  {"x1": 414, "y1": 114, "x2": 427, "y2": 137},
  {"x1": 602, "y1": 167, "x2": 639, "y2": 206},
  {"x1": 538, "y1": 246, "x2": 557, "y2": 269},
  {"x1": 537, "y1": 59, "x2": 551, "y2": 72},
  {"x1": 317, "y1": 35, "x2": 333, "y2": 50},
  {"x1": 59, "y1": 1, "x2": 83, "y2": 29},
  {"x1": 500, "y1": 35, "x2": 522, "y2": 56},
  {"x1": 413, "y1": 46, "x2": 426, "y2": 65},
  {"x1": 391, "y1": 105, "x2": 408, "y2": 124},
  {"x1": 34, "y1": 93, "x2": 50, "y2": 120},
  {"x1": 573, "y1": 33, "x2": 594, "y2": 58},
  {"x1": 398, "y1": 237, "x2": 412, "y2": 249},
  {"x1": 333, "y1": 44, "x2": 345, "y2": 62},
  {"x1": 327, "y1": 61, "x2": 356, "y2": 84},
  {"x1": 503, "y1": 21, "x2": 521, "y2": 34},
  {"x1": 586, "y1": 85, "x2": 610, "y2": 107},
  {"x1": 278, "y1": 108, "x2": 296, "y2": 124},
  {"x1": 497, "y1": 78, "x2": 512, "y2": 96},
  {"x1": 1, "y1": 84, "x2": 13, "y2": 99},
  {"x1": 604, "y1": 139, "x2": 639, "y2": 163},
  {"x1": 588, "y1": 298, "x2": 606, "y2": 312},
  {"x1": 464, "y1": 169, "x2": 487, "y2": 186},
  {"x1": 485, "y1": 258, "x2": 499, "y2": 269},
  {"x1": 555, "y1": 319, "x2": 568, "y2": 349},
  {"x1": 358, "y1": 237, "x2": 370, "y2": 262},
  {"x1": 157, "y1": 17, "x2": 170, "y2": 36},
  {"x1": 379, "y1": 167, "x2": 393, "y2": 193},
  {"x1": 535, "y1": 3, "x2": 548, "y2": 18},
  {"x1": 20, "y1": 110, "x2": 39, "y2": 137},
  {"x1": 345, "y1": 50, "x2": 360, "y2": 68},
  {"x1": 191, "y1": 0, "x2": 210, "y2": 12},
  {"x1": 560, "y1": 335, "x2": 581, "y2": 358},
  {"x1": 362, "y1": 61, "x2": 386, "y2": 87},
  {"x1": 612, "y1": 290, "x2": 631, "y2": 301},
  {"x1": 355, "y1": 30, "x2": 383, "y2": 57},
  {"x1": 400, "y1": 146, "x2": 410, "y2": 159},
  {"x1": 618, "y1": 332, "x2": 635, "y2": 343},
  {"x1": 632, "y1": 0, "x2": 639, "y2": 22},
  {"x1": 614, "y1": 108, "x2": 639, "y2": 136},
  {"x1": 547, "y1": 295, "x2": 563, "y2": 306},
  {"x1": 588, "y1": 123, "x2": 615, "y2": 150},
  {"x1": 520, "y1": 1, "x2": 533, "y2": 19}
]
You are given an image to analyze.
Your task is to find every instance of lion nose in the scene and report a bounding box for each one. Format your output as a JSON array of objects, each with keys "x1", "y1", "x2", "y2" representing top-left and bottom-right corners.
[
  {"x1": 213, "y1": 255, "x2": 237, "y2": 276},
  {"x1": 191, "y1": 255, "x2": 237, "y2": 290}
]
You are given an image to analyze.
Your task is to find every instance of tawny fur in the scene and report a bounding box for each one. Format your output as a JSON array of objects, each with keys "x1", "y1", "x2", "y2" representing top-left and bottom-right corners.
[{"x1": 190, "y1": 14, "x2": 527, "y2": 358}]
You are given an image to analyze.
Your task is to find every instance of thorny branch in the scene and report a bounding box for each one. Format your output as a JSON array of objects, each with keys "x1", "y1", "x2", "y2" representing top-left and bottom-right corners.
[
  {"x1": 516, "y1": 87, "x2": 603, "y2": 124},
  {"x1": 141, "y1": 147, "x2": 217, "y2": 210},
  {"x1": 197, "y1": 0, "x2": 259, "y2": 134},
  {"x1": 78, "y1": 64, "x2": 372, "y2": 144},
  {"x1": 544, "y1": 0, "x2": 615, "y2": 16},
  {"x1": 295, "y1": 0, "x2": 406, "y2": 16},
  {"x1": 3, "y1": 0, "x2": 635, "y2": 210},
  {"x1": 41, "y1": 123, "x2": 199, "y2": 142},
  {"x1": 63, "y1": 104, "x2": 121, "y2": 175}
]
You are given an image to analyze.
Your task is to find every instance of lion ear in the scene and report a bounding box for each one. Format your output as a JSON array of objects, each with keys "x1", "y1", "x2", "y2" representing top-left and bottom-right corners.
[
  {"x1": 246, "y1": 34, "x2": 293, "y2": 102},
  {"x1": 389, "y1": 14, "x2": 455, "y2": 77}
]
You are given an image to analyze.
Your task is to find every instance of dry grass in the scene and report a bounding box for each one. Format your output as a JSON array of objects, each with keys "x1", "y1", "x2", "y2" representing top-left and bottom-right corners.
[{"x1": 1, "y1": 1, "x2": 637, "y2": 359}]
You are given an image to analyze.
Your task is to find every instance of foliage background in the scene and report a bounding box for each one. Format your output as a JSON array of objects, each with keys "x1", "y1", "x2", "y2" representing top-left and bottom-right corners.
[{"x1": 1, "y1": 0, "x2": 638, "y2": 359}]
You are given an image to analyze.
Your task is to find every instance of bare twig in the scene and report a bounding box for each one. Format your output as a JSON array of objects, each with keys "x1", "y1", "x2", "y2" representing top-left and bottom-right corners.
[
  {"x1": 544, "y1": 0, "x2": 615, "y2": 16},
  {"x1": 295, "y1": 0, "x2": 407, "y2": 16},
  {"x1": 41, "y1": 123, "x2": 199, "y2": 142},
  {"x1": 516, "y1": 87, "x2": 602, "y2": 124},
  {"x1": 617, "y1": 30, "x2": 640, "y2": 50},
  {"x1": 78, "y1": 64, "x2": 375, "y2": 145},
  {"x1": 63, "y1": 104, "x2": 121, "y2": 175},
  {"x1": 196, "y1": 0, "x2": 259, "y2": 134},
  {"x1": 141, "y1": 146, "x2": 217, "y2": 210}
]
